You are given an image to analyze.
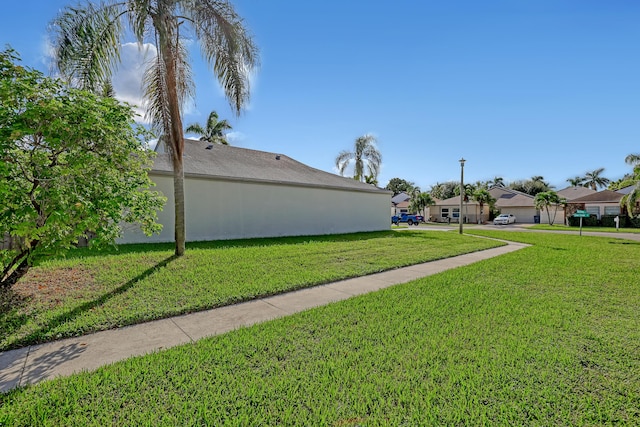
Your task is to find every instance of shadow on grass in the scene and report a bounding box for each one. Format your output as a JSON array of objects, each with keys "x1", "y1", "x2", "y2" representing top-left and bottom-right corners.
[
  {"x1": 36, "y1": 230, "x2": 436, "y2": 262},
  {"x1": 0, "y1": 289, "x2": 31, "y2": 344},
  {"x1": 11, "y1": 254, "x2": 178, "y2": 349}
]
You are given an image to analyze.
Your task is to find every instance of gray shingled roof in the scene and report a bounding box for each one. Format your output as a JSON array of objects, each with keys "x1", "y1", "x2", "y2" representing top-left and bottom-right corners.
[
  {"x1": 391, "y1": 192, "x2": 411, "y2": 204},
  {"x1": 152, "y1": 139, "x2": 389, "y2": 194},
  {"x1": 557, "y1": 186, "x2": 596, "y2": 201},
  {"x1": 570, "y1": 190, "x2": 623, "y2": 203}
]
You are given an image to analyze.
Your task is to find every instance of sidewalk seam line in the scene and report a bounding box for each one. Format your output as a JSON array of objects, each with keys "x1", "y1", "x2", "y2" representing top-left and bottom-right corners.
[
  {"x1": 169, "y1": 319, "x2": 194, "y2": 343},
  {"x1": 17, "y1": 345, "x2": 31, "y2": 389}
]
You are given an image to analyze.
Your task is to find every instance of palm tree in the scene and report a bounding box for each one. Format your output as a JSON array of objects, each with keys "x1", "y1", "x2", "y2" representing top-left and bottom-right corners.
[
  {"x1": 471, "y1": 188, "x2": 495, "y2": 224},
  {"x1": 582, "y1": 168, "x2": 610, "y2": 191},
  {"x1": 51, "y1": 1, "x2": 258, "y2": 256},
  {"x1": 534, "y1": 191, "x2": 566, "y2": 225},
  {"x1": 625, "y1": 153, "x2": 640, "y2": 167},
  {"x1": 335, "y1": 134, "x2": 382, "y2": 182},
  {"x1": 566, "y1": 176, "x2": 584, "y2": 187},
  {"x1": 488, "y1": 176, "x2": 505, "y2": 188},
  {"x1": 409, "y1": 192, "x2": 435, "y2": 221},
  {"x1": 621, "y1": 153, "x2": 640, "y2": 217},
  {"x1": 185, "y1": 110, "x2": 232, "y2": 145}
]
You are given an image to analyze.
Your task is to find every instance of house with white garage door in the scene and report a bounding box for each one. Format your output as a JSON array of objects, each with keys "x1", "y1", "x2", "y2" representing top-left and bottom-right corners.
[
  {"x1": 118, "y1": 139, "x2": 392, "y2": 243},
  {"x1": 433, "y1": 187, "x2": 539, "y2": 224}
]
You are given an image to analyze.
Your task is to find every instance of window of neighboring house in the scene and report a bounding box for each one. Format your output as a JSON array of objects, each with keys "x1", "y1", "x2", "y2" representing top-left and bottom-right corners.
[
  {"x1": 400, "y1": 209, "x2": 408, "y2": 214},
  {"x1": 441, "y1": 208, "x2": 449, "y2": 218},
  {"x1": 604, "y1": 206, "x2": 621, "y2": 216},
  {"x1": 586, "y1": 206, "x2": 600, "y2": 218},
  {"x1": 452, "y1": 208, "x2": 460, "y2": 218}
]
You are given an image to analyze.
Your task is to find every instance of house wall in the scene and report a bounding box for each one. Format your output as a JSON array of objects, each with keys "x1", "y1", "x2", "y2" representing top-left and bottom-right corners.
[
  {"x1": 118, "y1": 174, "x2": 391, "y2": 244},
  {"x1": 540, "y1": 206, "x2": 566, "y2": 225},
  {"x1": 437, "y1": 204, "x2": 480, "y2": 223},
  {"x1": 583, "y1": 203, "x2": 622, "y2": 219}
]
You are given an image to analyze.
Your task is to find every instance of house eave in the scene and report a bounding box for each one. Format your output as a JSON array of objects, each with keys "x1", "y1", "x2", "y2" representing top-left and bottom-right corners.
[{"x1": 150, "y1": 169, "x2": 392, "y2": 195}]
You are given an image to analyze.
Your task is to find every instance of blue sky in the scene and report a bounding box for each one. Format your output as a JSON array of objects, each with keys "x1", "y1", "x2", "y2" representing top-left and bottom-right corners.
[{"x1": 2, "y1": 0, "x2": 638, "y2": 191}]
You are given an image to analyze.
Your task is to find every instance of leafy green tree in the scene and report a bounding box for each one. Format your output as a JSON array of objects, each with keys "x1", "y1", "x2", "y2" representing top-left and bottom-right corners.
[
  {"x1": 471, "y1": 188, "x2": 495, "y2": 224},
  {"x1": 581, "y1": 168, "x2": 610, "y2": 191},
  {"x1": 534, "y1": 191, "x2": 566, "y2": 226},
  {"x1": 409, "y1": 192, "x2": 435, "y2": 220},
  {"x1": 185, "y1": 110, "x2": 232, "y2": 145},
  {"x1": 509, "y1": 177, "x2": 552, "y2": 196},
  {"x1": 0, "y1": 50, "x2": 165, "y2": 288},
  {"x1": 335, "y1": 134, "x2": 382, "y2": 182},
  {"x1": 429, "y1": 181, "x2": 458, "y2": 200},
  {"x1": 385, "y1": 178, "x2": 416, "y2": 195},
  {"x1": 51, "y1": 0, "x2": 259, "y2": 256}
]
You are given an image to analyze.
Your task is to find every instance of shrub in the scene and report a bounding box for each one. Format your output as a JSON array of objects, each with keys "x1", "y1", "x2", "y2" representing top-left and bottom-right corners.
[{"x1": 567, "y1": 215, "x2": 598, "y2": 227}]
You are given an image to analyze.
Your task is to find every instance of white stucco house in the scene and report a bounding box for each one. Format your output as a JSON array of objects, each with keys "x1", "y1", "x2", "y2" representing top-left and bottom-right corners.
[{"x1": 118, "y1": 139, "x2": 392, "y2": 243}]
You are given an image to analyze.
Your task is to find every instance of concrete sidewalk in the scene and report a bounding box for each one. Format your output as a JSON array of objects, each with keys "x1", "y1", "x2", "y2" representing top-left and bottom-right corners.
[{"x1": 0, "y1": 241, "x2": 528, "y2": 393}]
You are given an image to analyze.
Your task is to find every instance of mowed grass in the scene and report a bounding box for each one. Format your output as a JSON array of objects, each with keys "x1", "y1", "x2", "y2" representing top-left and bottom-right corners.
[
  {"x1": 0, "y1": 230, "x2": 501, "y2": 350},
  {"x1": 1, "y1": 232, "x2": 638, "y2": 425}
]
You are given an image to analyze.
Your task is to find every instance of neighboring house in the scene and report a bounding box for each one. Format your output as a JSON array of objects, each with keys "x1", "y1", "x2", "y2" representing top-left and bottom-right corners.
[
  {"x1": 118, "y1": 139, "x2": 391, "y2": 243},
  {"x1": 541, "y1": 186, "x2": 597, "y2": 225},
  {"x1": 568, "y1": 190, "x2": 624, "y2": 219},
  {"x1": 490, "y1": 187, "x2": 538, "y2": 223},
  {"x1": 391, "y1": 192, "x2": 411, "y2": 216},
  {"x1": 433, "y1": 187, "x2": 538, "y2": 223}
]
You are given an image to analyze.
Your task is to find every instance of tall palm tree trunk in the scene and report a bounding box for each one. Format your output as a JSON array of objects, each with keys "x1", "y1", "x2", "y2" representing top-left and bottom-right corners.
[{"x1": 160, "y1": 33, "x2": 187, "y2": 256}]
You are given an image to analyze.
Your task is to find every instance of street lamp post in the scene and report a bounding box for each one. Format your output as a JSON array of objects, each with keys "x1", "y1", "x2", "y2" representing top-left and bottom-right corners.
[{"x1": 459, "y1": 158, "x2": 466, "y2": 234}]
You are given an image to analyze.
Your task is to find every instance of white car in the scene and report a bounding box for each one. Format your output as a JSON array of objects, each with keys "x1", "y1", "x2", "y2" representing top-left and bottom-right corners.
[{"x1": 493, "y1": 214, "x2": 516, "y2": 225}]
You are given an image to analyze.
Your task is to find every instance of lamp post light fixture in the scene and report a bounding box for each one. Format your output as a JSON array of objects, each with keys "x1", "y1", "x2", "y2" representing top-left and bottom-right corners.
[{"x1": 459, "y1": 158, "x2": 466, "y2": 234}]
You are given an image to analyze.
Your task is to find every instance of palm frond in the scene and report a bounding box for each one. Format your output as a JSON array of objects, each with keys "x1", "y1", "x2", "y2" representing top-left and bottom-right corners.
[
  {"x1": 126, "y1": 0, "x2": 153, "y2": 43},
  {"x1": 185, "y1": 123, "x2": 205, "y2": 135},
  {"x1": 51, "y1": 2, "x2": 125, "y2": 91},
  {"x1": 142, "y1": 47, "x2": 171, "y2": 141},
  {"x1": 335, "y1": 150, "x2": 353, "y2": 176},
  {"x1": 183, "y1": 0, "x2": 259, "y2": 115}
]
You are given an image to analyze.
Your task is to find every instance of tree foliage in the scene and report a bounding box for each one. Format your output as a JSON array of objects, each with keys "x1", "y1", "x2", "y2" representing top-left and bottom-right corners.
[
  {"x1": 185, "y1": 110, "x2": 232, "y2": 145},
  {"x1": 534, "y1": 191, "x2": 566, "y2": 226},
  {"x1": 471, "y1": 188, "x2": 496, "y2": 223},
  {"x1": 0, "y1": 49, "x2": 165, "y2": 288},
  {"x1": 429, "y1": 181, "x2": 458, "y2": 200},
  {"x1": 620, "y1": 153, "x2": 640, "y2": 217},
  {"x1": 581, "y1": 168, "x2": 610, "y2": 191},
  {"x1": 408, "y1": 192, "x2": 435, "y2": 219},
  {"x1": 509, "y1": 176, "x2": 552, "y2": 196},
  {"x1": 335, "y1": 134, "x2": 382, "y2": 182},
  {"x1": 385, "y1": 178, "x2": 416, "y2": 196}
]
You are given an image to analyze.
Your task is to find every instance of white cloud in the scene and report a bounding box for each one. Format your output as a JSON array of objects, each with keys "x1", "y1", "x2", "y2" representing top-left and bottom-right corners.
[
  {"x1": 40, "y1": 35, "x2": 56, "y2": 71},
  {"x1": 225, "y1": 131, "x2": 247, "y2": 146},
  {"x1": 111, "y1": 42, "x2": 156, "y2": 123}
]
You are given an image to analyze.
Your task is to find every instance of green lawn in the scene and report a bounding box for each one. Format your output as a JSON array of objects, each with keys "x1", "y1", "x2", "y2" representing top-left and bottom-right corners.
[
  {"x1": 1, "y1": 231, "x2": 638, "y2": 425},
  {"x1": 0, "y1": 230, "x2": 501, "y2": 350}
]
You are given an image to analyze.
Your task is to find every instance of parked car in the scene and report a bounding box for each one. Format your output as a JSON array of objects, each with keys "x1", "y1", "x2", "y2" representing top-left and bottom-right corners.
[
  {"x1": 391, "y1": 213, "x2": 421, "y2": 226},
  {"x1": 493, "y1": 213, "x2": 516, "y2": 225}
]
